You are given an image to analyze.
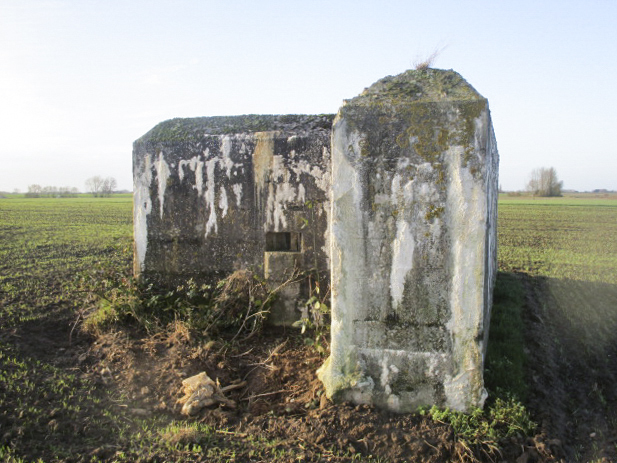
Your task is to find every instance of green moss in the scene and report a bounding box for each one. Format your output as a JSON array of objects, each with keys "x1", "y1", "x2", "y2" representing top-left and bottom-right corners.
[
  {"x1": 425, "y1": 205, "x2": 444, "y2": 221},
  {"x1": 139, "y1": 114, "x2": 336, "y2": 145},
  {"x1": 436, "y1": 167, "x2": 446, "y2": 185},
  {"x1": 458, "y1": 100, "x2": 487, "y2": 167},
  {"x1": 355, "y1": 69, "x2": 483, "y2": 105},
  {"x1": 318, "y1": 354, "x2": 366, "y2": 400},
  {"x1": 341, "y1": 69, "x2": 487, "y2": 178}
]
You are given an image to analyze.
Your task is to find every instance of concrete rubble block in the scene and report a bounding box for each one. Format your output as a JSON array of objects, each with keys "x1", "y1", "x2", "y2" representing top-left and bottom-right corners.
[
  {"x1": 318, "y1": 69, "x2": 499, "y2": 412},
  {"x1": 179, "y1": 371, "x2": 246, "y2": 415},
  {"x1": 264, "y1": 251, "x2": 303, "y2": 325}
]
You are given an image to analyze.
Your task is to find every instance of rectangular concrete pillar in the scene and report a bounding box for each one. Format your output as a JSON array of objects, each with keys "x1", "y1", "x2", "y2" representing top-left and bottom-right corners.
[{"x1": 318, "y1": 69, "x2": 499, "y2": 412}]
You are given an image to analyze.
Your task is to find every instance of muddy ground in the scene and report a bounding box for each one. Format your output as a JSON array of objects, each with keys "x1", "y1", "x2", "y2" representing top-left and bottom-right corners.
[{"x1": 2, "y1": 272, "x2": 617, "y2": 462}]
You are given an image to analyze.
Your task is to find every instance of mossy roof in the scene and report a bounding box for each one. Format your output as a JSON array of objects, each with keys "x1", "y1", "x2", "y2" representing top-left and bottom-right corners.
[
  {"x1": 349, "y1": 69, "x2": 485, "y2": 107},
  {"x1": 138, "y1": 114, "x2": 335, "y2": 144}
]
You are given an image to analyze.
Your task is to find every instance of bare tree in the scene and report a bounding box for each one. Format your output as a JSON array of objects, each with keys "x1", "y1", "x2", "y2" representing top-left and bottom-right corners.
[
  {"x1": 101, "y1": 177, "x2": 117, "y2": 197},
  {"x1": 26, "y1": 184, "x2": 42, "y2": 197},
  {"x1": 85, "y1": 176, "x2": 105, "y2": 197},
  {"x1": 527, "y1": 167, "x2": 563, "y2": 197}
]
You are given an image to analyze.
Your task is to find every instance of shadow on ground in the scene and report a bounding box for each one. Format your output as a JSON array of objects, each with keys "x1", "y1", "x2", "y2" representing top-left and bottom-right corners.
[{"x1": 522, "y1": 274, "x2": 617, "y2": 462}]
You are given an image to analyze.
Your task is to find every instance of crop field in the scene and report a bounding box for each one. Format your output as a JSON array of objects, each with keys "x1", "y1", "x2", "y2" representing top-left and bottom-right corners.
[
  {"x1": 1, "y1": 193, "x2": 616, "y2": 462},
  {"x1": 498, "y1": 195, "x2": 617, "y2": 358},
  {"x1": 497, "y1": 194, "x2": 617, "y2": 462},
  {"x1": 498, "y1": 195, "x2": 617, "y2": 283},
  {"x1": 0, "y1": 196, "x2": 133, "y2": 327}
]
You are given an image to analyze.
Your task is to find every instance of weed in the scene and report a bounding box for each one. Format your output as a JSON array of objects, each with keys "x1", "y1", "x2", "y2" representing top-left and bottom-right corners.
[
  {"x1": 425, "y1": 397, "x2": 535, "y2": 459},
  {"x1": 413, "y1": 46, "x2": 446, "y2": 70},
  {"x1": 293, "y1": 272, "x2": 330, "y2": 355}
]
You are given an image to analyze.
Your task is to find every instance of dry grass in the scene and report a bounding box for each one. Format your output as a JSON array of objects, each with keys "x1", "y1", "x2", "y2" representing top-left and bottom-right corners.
[{"x1": 413, "y1": 46, "x2": 446, "y2": 70}]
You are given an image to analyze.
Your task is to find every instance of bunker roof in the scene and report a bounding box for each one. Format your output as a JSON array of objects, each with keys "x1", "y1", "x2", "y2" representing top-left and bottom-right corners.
[
  {"x1": 138, "y1": 114, "x2": 335, "y2": 145},
  {"x1": 350, "y1": 69, "x2": 485, "y2": 106}
]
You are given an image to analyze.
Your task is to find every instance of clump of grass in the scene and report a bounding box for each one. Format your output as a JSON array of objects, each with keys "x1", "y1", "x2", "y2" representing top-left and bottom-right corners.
[
  {"x1": 413, "y1": 47, "x2": 446, "y2": 70},
  {"x1": 426, "y1": 397, "x2": 535, "y2": 444},
  {"x1": 425, "y1": 397, "x2": 535, "y2": 459}
]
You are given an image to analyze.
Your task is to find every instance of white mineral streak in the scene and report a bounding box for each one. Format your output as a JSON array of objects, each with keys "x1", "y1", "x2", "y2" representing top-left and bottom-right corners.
[
  {"x1": 252, "y1": 132, "x2": 330, "y2": 232},
  {"x1": 390, "y1": 221, "x2": 415, "y2": 310},
  {"x1": 265, "y1": 155, "x2": 294, "y2": 231},
  {"x1": 178, "y1": 155, "x2": 205, "y2": 196},
  {"x1": 253, "y1": 132, "x2": 275, "y2": 213},
  {"x1": 232, "y1": 183, "x2": 243, "y2": 207},
  {"x1": 290, "y1": 158, "x2": 329, "y2": 194},
  {"x1": 219, "y1": 186, "x2": 228, "y2": 217},
  {"x1": 178, "y1": 160, "x2": 187, "y2": 182},
  {"x1": 271, "y1": 154, "x2": 286, "y2": 181},
  {"x1": 172, "y1": 141, "x2": 246, "y2": 239},
  {"x1": 267, "y1": 182, "x2": 298, "y2": 231},
  {"x1": 194, "y1": 160, "x2": 204, "y2": 195},
  {"x1": 204, "y1": 158, "x2": 218, "y2": 237},
  {"x1": 289, "y1": 147, "x2": 332, "y2": 258},
  {"x1": 177, "y1": 147, "x2": 240, "y2": 238},
  {"x1": 220, "y1": 135, "x2": 235, "y2": 177},
  {"x1": 389, "y1": 173, "x2": 416, "y2": 310},
  {"x1": 174, "y1": 131, "x2": 330, "y2": 240},
  {"x1": 155, "y1": 152, "x2": 171, "y2": 219},
  {"x1": 443, "y1": 114, "x2": 488, "y2": 411},
  {"x1": 134, "y1": 153, "x2": 153, "y2": 273}
]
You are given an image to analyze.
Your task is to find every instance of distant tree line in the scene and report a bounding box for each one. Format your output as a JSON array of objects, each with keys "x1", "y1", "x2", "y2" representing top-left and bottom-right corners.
[
  {"x1": 85, "y1": 176, "x2": 117, "y2": 197},
  {"x1": 26, "y1": 185, "x2": 79, "y2": 198}
]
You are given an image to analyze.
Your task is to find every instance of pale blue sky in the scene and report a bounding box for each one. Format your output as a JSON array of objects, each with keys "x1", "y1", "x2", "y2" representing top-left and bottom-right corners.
[{"x1": 1, "y1": 0, "x2": 615, "y2": 192}]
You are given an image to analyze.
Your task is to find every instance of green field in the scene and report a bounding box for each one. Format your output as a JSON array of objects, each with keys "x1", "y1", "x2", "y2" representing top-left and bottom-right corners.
[
  {"x1": 1, "y1": 194, "x2": 616, "y2": 462},
  {"x1": 498, "y1": 195, "x2": 617, "y2": 357},
  {"x1": 498, "y1": 195, "x2": 617, "y2": 283},
  {"x1": 0, "y1": 197, "x2": 133, "y2": 327}
]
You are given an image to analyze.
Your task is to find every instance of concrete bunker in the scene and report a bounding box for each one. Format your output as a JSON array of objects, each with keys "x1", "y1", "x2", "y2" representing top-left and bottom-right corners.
[
  {"x1": 133, "y1": 115, "x2": 334, "y2": 325},
  {"x1": 133, "y1": 69, "x2": 499, "y2": 412}
]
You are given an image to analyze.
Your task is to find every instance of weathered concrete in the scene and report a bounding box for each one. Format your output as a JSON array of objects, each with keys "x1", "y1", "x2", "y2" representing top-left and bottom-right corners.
[
  {"x1": 317, "y1": 69, "x2": 499, "y2": 412},
  {"x1": 133, "y1": 115, "x2": 333, "y2": 324},
  {"x1": 134, "y1": 69, "x2": 499, "y2": 411}
]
